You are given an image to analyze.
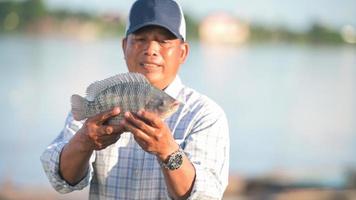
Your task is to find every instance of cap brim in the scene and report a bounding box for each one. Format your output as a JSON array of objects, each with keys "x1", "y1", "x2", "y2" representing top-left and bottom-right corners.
[{"x1": 126, "y1": 22, "x2": 183, "y2": 40}]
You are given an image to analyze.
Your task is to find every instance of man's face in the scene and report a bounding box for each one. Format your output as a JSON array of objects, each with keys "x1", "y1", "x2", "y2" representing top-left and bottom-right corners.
[{"x1": 122, "y1": 26, "x2": 189, "y2": 90}]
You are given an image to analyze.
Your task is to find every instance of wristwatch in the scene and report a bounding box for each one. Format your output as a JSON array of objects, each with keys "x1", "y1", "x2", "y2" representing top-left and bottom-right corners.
[{"x1": 159, "y1": 148, "x2": 184, "y2": 170}]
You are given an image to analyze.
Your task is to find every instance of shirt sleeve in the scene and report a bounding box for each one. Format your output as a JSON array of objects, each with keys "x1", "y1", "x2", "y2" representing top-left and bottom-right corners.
[
  {"x1": 40, "y1": 113, "x2": 95, "y2": 193},
  {"x1": 183, "y1": 101, "x2": 230, "y2": 200}
]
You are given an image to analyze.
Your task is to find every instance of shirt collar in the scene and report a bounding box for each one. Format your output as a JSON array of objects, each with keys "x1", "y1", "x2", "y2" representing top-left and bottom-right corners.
[{"x1": 163, "y1": 76, "x2": 184, "y2": 100}]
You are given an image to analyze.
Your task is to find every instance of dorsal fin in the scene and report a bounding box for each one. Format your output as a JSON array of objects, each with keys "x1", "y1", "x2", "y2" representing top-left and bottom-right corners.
[{"x1": 86, "y1": 72, "x2": 149, "y2": 100}]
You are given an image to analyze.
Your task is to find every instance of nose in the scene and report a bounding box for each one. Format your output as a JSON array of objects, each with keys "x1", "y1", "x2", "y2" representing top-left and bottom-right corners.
[{"x1": 143, "y1": 40, "x2": 160, "y2": 56}]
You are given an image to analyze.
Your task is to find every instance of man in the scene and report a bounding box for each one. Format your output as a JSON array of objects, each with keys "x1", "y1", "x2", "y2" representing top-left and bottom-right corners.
[{"x1": 41, "y1": 0, "x2": 229, "y2": 199}]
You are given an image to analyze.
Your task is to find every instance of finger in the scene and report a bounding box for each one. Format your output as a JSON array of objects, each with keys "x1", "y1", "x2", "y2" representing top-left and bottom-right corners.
[
  {"x1": 106, "y1": 126, "x2": 124, "y2": 140},
  {"x1": 94, "y1": 132, "x2": 122, "y2": 148},
  {"x1": 112, "y1": 124, "x2": 126, "y2": 134},
  {"x1": 97, "y1": 126, "x2": 113, "y2": 136},
  {"x1": 97, "y1": 123, "x2": 124, "y2": 136},
  {"x1": 121, "y1": 119, "x2": 151, "y2": 142},
  {"x1": 100, "y1": 134, "x2": 120, "y2": 145},
  {"x1": 88, "y1": 107, "x2": 120, "y2": 125},
  {"x1": 133, "y1": 137, "x2": 148, "y2": 150},
  {"x1": 137, "y1": 110, "x2": 163, "y2": 128},
  {"x1": 124, "y1": 112, "x2": 153, "y2": 133}
]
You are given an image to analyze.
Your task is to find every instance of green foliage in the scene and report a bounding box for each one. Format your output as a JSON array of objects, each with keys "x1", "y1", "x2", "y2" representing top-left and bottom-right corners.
[
  {"x1": 0, "y1": 1, "x2": 20, "y2": 31},
  {"x1": 0, "y1": 0, "x2": 46, "y2": 31},
  {"x1": 50, "y1": 9, "x2": 95, "y2": 21},
  {"x1": 0, "y1": 0, "x2": 125, "y2": 35},
  {"x1": 0, "y1": 0, "x2": 350, "y2": 44},
  {"x1": 21, "y1": 0, "x2": 46, "y2": 22},
  {"x1": 184, "y1": 14, "x2": 199, "y2": 40},
  {"x1": 249, "y1": 22, "x2": 345, "y2": 44},
  {"x1": 307, "y1": 22, "x2": 344, "y2": 43}
]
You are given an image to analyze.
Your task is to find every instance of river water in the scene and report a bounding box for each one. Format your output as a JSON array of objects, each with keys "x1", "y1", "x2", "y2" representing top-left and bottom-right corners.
[{"x1": 0, "y1": 35, "x2": 355, "y2": 187}]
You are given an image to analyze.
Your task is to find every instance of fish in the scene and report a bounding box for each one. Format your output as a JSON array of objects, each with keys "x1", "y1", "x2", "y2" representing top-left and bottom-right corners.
[{"x1": 71, "y1": 72, "x2": 181, "y2": 124}]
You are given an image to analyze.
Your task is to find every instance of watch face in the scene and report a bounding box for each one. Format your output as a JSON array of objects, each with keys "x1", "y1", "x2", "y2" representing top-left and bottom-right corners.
[{"x1": 167, "y1": 150, "x2": 183, "y2": 170}]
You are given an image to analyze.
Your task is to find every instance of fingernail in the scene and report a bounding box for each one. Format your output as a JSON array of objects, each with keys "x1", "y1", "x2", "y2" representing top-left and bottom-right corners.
[
  {"x1": 124, "y1": 112, "x2": 130, "y2": 118},
  {"x1": 113, "y1": 107, "x2": 120, "y2": 113},
  {"x1": 138, "y1": 110, "x2": 143, "y2": 116},
  {"x1": 106, "y1": 127, "x2": 112, "y2": 134}
]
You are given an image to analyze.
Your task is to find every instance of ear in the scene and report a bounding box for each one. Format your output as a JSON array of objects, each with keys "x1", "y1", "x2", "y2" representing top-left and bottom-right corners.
[
  {"x1": 179, "y1": 42, "x2": 189, "y2": 64},
  {"x1": 122, "y1": 38, "x2": 127, "y2": 58}
]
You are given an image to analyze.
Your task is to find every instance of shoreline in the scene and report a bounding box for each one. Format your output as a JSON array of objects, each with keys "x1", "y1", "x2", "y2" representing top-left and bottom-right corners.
[{"x1": 1, "y1": 175, "x2": 356, "y2": 200}]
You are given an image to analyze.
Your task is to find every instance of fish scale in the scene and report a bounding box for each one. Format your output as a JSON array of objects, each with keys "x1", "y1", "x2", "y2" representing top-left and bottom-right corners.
[{"x1": 70, "y1": 72, "x2": 181, "y2": 124}]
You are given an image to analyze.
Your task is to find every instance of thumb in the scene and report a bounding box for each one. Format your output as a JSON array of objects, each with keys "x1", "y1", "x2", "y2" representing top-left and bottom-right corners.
[{"x1": 90, "y1": 107, "x2": 121, "y2": 125}]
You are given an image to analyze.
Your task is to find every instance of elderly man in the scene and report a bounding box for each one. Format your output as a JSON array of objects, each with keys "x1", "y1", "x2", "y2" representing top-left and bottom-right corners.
[{"x1": 41, "y1": 0, "x2": 229, "y2": 199}]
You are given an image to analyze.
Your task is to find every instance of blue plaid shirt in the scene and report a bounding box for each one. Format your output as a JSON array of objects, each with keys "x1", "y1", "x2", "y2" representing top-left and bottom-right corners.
[{"x1": 41, "y1": 76, "x2": 229, "y2": 200}]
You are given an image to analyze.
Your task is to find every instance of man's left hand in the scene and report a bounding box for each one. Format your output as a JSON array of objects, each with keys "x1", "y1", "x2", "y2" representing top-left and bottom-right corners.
[{"x1": 121, "y1": 110, "x2": 179, "y2": 161}]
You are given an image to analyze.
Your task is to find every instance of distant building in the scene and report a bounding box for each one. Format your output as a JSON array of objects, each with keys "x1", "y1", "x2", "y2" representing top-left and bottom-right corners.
[
  {"x1": 341, "y1": 25, "x2": 356, "y2": 44},
  {"x1": 199, "y1": 12, "x2": 250, "y2": 45}
]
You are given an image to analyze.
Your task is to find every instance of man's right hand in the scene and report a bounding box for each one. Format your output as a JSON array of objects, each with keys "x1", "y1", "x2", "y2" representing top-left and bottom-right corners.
[
  {"x1": 77, "y1": 107, "x2": 125, "y2": 151},
  {"x1": 60, "y1": 107, "x2": 125, "y2": 185}
]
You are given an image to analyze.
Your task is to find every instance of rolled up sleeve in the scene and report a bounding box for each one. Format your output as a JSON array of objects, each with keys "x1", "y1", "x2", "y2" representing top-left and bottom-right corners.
[
  {"x1": 40, "y1": 113, "x2": 95, "y2": 193},
  {"x1": 184, "y1": 105, "x2": 230, "y2": 200}
]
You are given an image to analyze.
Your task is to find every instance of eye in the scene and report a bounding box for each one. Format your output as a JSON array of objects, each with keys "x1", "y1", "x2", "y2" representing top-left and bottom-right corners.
[
  {"x1": 159, "y1": 39, "x2": 174, "y2": 48},
  {"x1": 135, "y1": 38, "x2": 145, "y2": 42},
  {"x1": 131, "y1": 35, "x2": 146, "y2": 44},
  {"x1": 159, "y1": 101, "x2": 165, "y2": 107}
]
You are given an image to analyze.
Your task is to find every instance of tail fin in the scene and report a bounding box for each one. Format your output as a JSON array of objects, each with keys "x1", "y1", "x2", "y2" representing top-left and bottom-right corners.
[{"x1": 71, "y1": 94, "x2": 88, "y2": 121}]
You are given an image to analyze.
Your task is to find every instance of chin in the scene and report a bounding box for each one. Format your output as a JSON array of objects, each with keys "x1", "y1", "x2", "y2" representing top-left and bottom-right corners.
[{"x1": 143, "y1": 72, "x2": 162, "y2": 83}]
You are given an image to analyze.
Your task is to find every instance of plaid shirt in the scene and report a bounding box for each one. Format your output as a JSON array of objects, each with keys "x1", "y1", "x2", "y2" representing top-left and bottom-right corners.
[{"x1": 41, "y1": 76, "x2": 229, "y2": 200}]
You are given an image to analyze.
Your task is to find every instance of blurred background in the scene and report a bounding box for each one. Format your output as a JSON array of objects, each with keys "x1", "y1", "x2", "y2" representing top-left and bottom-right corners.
[{"x1": 1, "y1": 0, "x2": 356, "y2": 199}]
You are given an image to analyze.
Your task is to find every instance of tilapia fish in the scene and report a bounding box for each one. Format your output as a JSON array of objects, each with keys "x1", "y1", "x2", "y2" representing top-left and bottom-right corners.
[{"x1": 71, "y1": 72, "x2": 181, "y2": 124}]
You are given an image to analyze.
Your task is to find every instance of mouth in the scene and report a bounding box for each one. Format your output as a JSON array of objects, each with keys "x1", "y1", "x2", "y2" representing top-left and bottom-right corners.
[
  {"x1": 139, "y1": 62, "x2": 162, "y2": 72},
  {"x1": 140, "y1": 62, "x2": 161, "y2": 67}
]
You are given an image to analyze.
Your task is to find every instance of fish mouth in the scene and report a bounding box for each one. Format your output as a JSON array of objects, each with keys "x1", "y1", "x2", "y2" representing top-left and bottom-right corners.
[
  {"x1": 161, "y1": 101, "x2": 181, "y2": 119},
  {"x1": 171, "y1": 100, "x2": 180, "y2": 110}
]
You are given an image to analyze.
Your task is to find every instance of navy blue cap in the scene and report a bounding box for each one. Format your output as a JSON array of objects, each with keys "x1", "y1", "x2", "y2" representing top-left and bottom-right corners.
[{"x1": 125, "y1": 0, "x2": 186, "y2": 41}]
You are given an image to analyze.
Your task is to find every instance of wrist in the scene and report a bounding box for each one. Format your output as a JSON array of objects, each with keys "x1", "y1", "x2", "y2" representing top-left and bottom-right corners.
[
  {"x1": 156, "y1": 144, "x2": 180, "y2": 162},
  {"x1": 72, "y1": 129, "x2": 95, "y2": 153}
]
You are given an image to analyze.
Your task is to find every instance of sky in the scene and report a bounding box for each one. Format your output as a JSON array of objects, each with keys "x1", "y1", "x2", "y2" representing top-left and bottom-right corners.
[{"x1": 45, "y1": 0, "x2": 356, "y2": 30}]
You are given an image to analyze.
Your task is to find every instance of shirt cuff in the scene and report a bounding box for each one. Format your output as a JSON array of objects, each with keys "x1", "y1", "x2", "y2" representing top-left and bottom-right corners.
[
  {"x1": 40, "y1": 141, "x2": 92, "y2": 193},
  {"x1": 186, "y1": 163, "x2": 224, "y2": 200}
]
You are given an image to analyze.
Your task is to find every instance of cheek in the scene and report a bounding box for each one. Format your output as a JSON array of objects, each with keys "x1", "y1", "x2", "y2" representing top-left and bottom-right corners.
[
  {"x1": 163, "y1": 49, "x2": 182, "y2": 66},
  {"x1": 124, "y1": 47, "x2": 140, "y2": 70},
  {"x1": 165, "y1": 48, "x2": 180, "y2": 58}
]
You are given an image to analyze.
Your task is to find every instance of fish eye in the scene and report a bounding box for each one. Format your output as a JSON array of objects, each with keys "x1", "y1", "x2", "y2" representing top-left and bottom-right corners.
[{"x1": 157, "y1": 100, "x2": 165, "y2": 108}]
